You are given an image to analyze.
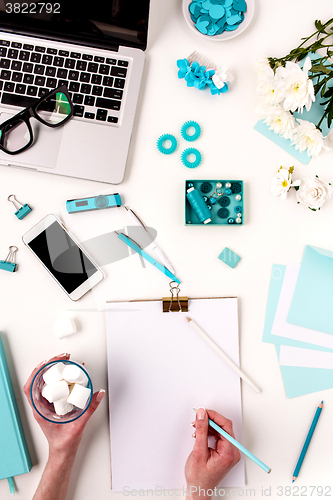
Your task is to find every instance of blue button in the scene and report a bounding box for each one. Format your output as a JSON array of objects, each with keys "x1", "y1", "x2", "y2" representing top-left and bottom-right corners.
[
  {"x1": 225, "y1": 188, "x2": 232, "y2": 195},
  {"x1": 231, "y1": 183, "x2": 241, "y2": 194},
  {"x1": 218, "y1": 196, "x2": 230, "y2": 207},
  {"x1": 217, "y1": 208, "x2": 229, "y2": 219},
  {"x1": 201, "y1": 182, "x2": 212, "y2": 193},
  {"x1": 234, "y1": 206, "x2": 242, "y2": 213},
  {"x1": 228, "y1": 218, "x2": 235, "y2": 224}
]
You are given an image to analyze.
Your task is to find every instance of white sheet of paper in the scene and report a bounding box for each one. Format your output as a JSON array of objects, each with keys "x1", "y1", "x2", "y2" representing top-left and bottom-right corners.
[
  {"x1": 272, "y1": 263, "x2": 333, "y2": 349},
  {"x1": 106, "y1": 298, "x2": 245, "y2": 490},
  {"x1": 279, "y1": 345, "x2": 333, "y2": 369}
]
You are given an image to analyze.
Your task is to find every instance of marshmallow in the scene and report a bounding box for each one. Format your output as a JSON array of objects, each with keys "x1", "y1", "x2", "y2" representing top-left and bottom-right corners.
[
  {"x1": 62, "y1": 365, "x2": 88, "y2": 387},
  {"x1": 41, "y1": 385, "x2": 53, "y2": 403},
  {"x1": 43, "y1": 362, "x2": 66, "y2": 385},
  {"x1": 53, "y1": 397, "x2": 74, "y2": 416},
  {"x1": 53, "y1": 316, "x2": 77, "y2": 339},
  {"x1": 67, "y1": 383, "x2": 91, "y2": 409},
  {"x1": 45, "y1": 380, "x2": 69, "y2": 403}
]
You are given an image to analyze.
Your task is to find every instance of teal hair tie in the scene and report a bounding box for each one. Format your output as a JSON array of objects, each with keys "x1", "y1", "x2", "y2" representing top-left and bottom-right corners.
[
  {"x1": 181, "y1": 121, "x2": 201, "y2": 142},
  {"x1": 181, "y1": 148, "x2": 202, "y2": 168},
  {"x1": 157, "y1": 134, "x2": 177, "y2": 154}
]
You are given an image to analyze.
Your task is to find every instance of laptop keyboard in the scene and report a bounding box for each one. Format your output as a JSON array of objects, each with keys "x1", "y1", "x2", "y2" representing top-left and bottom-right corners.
[{"x1": 0, "y1": 39, "x2": 129, "y2": 125}]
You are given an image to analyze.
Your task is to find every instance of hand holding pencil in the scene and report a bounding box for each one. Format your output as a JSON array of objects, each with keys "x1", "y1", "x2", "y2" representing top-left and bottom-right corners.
[{"x1": 185, "y1": 408, "x2": 241, "y2": 498}]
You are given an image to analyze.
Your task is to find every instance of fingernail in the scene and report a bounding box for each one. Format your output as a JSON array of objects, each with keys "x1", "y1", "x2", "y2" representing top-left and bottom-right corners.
[
  {"x1": 197, "y1": 407, "x2": 206, "y2": 420},
  {"x1": 191, "y1": 422, "x2": 195, "y2": 427},
  {"x1": 192, "y1": 432, "x2": 196, "y2": 438},
  {"x1": 96, "y1": 389, "x2": 105, "y2": 402}
]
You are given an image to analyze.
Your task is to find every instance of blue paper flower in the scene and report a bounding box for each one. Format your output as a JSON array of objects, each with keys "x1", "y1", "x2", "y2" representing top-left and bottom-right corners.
[
  {"x1": 177, "y1": 58, "x2": 191, "y2": 79},
  {"x1": 177, "y1": 57, "x2": 230, "y2": 96}
]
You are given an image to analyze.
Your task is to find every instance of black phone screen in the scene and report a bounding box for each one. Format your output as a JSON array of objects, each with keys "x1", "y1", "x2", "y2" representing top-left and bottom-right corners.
[{"x1": 28, "y1": 221, "x2": 98, "y2": 294}]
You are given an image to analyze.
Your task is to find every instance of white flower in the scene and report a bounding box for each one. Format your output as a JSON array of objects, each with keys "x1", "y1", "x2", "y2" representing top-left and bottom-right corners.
[
  {"x1": 271, "y1": 167, "x2": 301, "y2": 200},
  {"x1": 324, "y1": 128, "x2": 333, "y2": 149},
  {"x1": 254, "y1": 54, "x2": 271, "y2": 79},
  {"x1": 291, "y1": 119, "x2": 331, "y2": 157},
  {"x1": 256, "y1": 64, "x2": 281, "y2": 104},
  {"x1": 275, "y1": 57, "x2": 315, "y2": 112},
  {"x1": 296, "y1": 176, "x2": 332, "y2": 210},
  {"x1": 212, "y1": 65, "x2": 234, "y2": 89},
  {"x1": 256, "y1": 104, "x2": 296, "y2": 139}
]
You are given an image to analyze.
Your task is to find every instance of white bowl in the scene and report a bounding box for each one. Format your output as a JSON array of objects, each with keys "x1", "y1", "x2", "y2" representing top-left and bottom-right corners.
[{"x1": 182, "y1": 0, "x2": 255, "y2": 41}]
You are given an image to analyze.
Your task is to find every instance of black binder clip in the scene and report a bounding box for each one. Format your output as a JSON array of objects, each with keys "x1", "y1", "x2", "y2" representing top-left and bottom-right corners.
[
  {"x1": 162, "y1": 281, "x2": 188, "y2": 313},
  {"x1": 8, "y1": 194, "x2": 32, "y2": 220},
  {"x1": 0, "y1": 246, "x2": 18, "y2": 273}
]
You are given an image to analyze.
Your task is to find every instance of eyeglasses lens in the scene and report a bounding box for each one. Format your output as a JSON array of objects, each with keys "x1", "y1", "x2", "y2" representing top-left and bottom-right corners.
[
  {"x1": 0, "y1": 119, "x2": 31, "y2": 153},
  {"x1": 35, "y1": 92, "x2": 72, "y2": 125}
]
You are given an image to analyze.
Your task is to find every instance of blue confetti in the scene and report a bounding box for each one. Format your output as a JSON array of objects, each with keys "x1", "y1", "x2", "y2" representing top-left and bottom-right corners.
[{"x1": 188, "y1": 0, "x2": 246, "y2": 36}]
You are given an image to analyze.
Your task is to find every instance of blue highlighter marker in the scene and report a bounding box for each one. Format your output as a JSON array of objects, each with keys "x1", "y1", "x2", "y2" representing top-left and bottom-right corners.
[
  {"x1": 66, "y1": 194, "x2": 121, "y2": 214},
  {"x1": 116, "y1": 232, "x2": 180, "y2": 284}
]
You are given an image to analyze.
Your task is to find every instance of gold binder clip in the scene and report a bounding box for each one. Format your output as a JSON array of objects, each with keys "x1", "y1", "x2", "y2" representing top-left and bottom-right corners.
[{"x1": 162, "y1": 281, "x2": 188, "y2": 313}]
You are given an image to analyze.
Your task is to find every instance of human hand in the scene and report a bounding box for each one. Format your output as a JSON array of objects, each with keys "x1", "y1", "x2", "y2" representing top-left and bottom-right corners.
[
  {"x1": 185, "y1": 408, "x2": 240, "y2": 499},
  {"x1": 23, "y1": 353, "x2": 105, "y2": 459}
]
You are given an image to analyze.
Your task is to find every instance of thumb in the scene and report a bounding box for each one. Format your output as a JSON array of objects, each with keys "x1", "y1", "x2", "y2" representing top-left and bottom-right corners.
[
  {"x1": 80, "y1": 390, "x2": 105, "y2": 424},
  {"x1": 193, "y1": 407, "x2": 209, "y2": 462}
]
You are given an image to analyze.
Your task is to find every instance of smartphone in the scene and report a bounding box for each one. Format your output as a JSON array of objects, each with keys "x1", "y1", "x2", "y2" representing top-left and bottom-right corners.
[{"x1": 22, "y1": 214, "x2": 104, "y2": 301}]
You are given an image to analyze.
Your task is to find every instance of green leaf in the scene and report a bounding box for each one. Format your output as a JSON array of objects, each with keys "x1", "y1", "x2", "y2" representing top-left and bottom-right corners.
[
  {"x1": 310, "y1": 64, "x2": 331, "y2": 74},
  {"x1": 315, "y1": 20, "x2": 324, "y2": 31},
  {"x1": 324, "y1": 87, "x2": 333, "y2": 98},
  {"x1": 327, "y1": 101, "x2": 333, "y2": 129}
]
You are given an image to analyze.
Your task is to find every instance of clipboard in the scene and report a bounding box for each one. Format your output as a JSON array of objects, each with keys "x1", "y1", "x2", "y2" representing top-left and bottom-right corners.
[{"x1": 105, "y1": 285, "x2": 244, "y2": 490}]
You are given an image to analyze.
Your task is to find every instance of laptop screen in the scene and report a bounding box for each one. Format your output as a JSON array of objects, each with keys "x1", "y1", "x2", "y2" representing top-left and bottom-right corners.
[{"x1": 0, "y1": 0, "x2": 150, "y2": 51}]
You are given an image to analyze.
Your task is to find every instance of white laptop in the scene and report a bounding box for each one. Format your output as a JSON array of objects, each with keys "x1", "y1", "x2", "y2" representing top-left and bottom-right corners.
[{"x1": 0, "y1": 0, "x2": 150, "y2": 184}]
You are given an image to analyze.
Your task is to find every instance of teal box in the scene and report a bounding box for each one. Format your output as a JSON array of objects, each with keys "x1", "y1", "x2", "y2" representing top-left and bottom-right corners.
[{"x1": 185, "y1": 180, "x2": 244, "y2": 225}]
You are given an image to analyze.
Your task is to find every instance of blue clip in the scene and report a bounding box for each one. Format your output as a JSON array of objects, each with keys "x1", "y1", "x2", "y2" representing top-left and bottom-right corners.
[
  {"x1": 8, "y1": 194, "x2": 32, "y2": 220},
  {"x1": 0, "y1": 246, "x2": 18, "y2": 273}
]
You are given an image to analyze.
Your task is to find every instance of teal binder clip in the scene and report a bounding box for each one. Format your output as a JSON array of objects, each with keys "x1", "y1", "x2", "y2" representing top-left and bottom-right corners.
[
  {"x1": 8, "y1": 194, "x2": 32, "y2": 220},
  {"x1": 0, "y1": 246, "x2": 18, "y2": 272}
]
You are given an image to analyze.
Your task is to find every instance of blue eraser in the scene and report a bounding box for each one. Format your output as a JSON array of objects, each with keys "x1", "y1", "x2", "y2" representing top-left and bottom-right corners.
[{"x1": 218, "y1": 247, "x2": 241, "y2": 268}]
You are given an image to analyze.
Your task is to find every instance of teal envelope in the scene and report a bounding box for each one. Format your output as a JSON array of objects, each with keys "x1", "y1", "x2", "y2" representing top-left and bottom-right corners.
[
  {"x1": 263, "y1": 264, "x2": 333, "y2": 398},
  {"x1": 288, "y1": 246, "x2": 333, "y2": 335},
  {"x1": 253, "y1": 120, "x2": 311, "y2": 164}
]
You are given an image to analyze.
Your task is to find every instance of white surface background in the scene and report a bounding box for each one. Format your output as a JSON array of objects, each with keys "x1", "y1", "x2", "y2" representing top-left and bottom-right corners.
[{"x1": 1, "y1": 1, "x2": 333, "y2": 499}]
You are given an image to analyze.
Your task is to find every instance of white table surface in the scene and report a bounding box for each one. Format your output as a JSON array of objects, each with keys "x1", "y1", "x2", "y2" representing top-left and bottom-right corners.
[{"x1": 2, "y1": 1, "x2": 333, "y2": 499}]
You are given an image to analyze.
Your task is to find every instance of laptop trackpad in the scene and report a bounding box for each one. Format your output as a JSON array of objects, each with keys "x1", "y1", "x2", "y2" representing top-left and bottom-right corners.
[{"x1": 0, "y1": 112, "x2": 63, "y2": 169}]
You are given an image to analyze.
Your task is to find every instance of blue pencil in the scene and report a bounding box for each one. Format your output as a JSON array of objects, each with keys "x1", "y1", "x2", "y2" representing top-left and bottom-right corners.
[
  {"x1": 292, "y1": 401, "x2": 323, "y2": 483},
  {"x1": 193, "y1": 409, "x2": 271, "y2": 474}
]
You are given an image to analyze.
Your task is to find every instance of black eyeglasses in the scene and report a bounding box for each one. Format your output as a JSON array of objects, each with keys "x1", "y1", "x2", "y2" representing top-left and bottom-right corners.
[{"x1": 0, "y1": 85, "x2": 73, "y2": 155}]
